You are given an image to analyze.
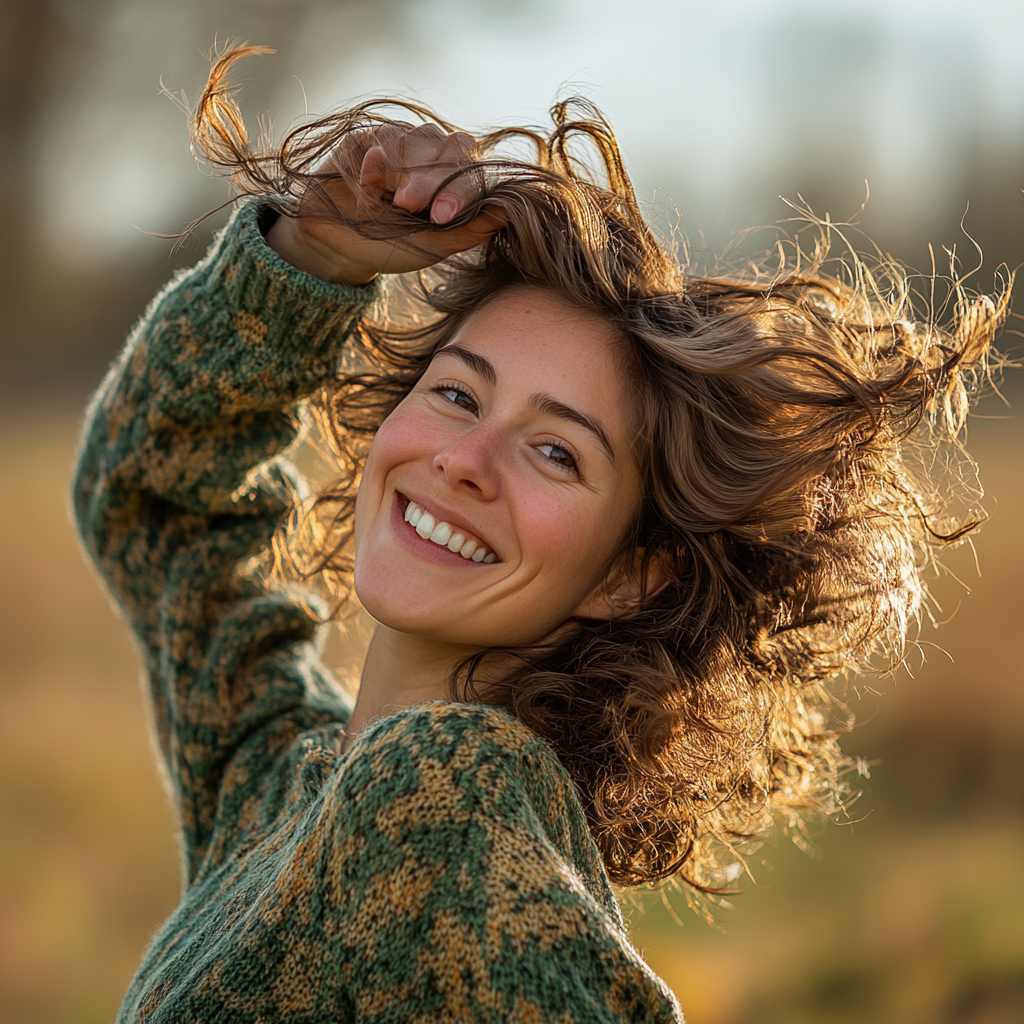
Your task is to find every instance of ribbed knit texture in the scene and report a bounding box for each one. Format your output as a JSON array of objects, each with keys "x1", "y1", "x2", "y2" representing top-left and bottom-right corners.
[{"x1": 73, "y1": 201, "x2": 683, "y2": 1023}]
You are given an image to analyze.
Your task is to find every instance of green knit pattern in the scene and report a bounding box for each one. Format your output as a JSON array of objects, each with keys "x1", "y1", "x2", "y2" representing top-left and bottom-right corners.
[{"x1": 73, "y1": 201, "x2": 683, "y2": 1024}]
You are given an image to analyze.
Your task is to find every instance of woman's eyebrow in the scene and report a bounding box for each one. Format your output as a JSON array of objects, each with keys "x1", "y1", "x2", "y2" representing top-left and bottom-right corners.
[
  {"x1": 434, "y1": 345, "x2": 497, "y2": 386},
  {"x1": 529, "y1": 393, "x2": 615, "y2": 463}
]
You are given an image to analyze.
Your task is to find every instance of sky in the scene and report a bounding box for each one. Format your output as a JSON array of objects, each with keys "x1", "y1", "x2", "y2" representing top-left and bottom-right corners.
[{"x1": 35, "y1": 0, "x2": 1024, "y2": 264}]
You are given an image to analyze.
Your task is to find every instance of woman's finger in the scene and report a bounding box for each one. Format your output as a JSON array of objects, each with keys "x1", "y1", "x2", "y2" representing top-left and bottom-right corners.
[
  {"x1": 387, "y1": 130, "x2": 460, "y2": 213},
  {"x1": 425, "y1": 132, "x2": 482, "y2": 223},
  {"x1": 425, "y1": 204, "x2": 509, "y2": 255},
  {"x1": 356, "y1": 122, "x2": 415, "y2": 194},
  {"x1": 373, "y1": 126, "x2": 480, "y2": 218},
  {"x1": 358, "y1": 145, "x2": 390, "y2": 196}
]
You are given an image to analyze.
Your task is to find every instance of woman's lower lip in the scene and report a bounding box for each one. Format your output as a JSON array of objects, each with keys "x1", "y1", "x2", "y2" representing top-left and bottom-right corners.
[{"x1": 389, "y1": 494, "x2": 489, "y2": 567}]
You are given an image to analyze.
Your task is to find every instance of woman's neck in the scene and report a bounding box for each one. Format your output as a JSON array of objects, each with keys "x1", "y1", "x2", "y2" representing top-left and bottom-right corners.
[{"x1": 343, "y1": 625, "x2": 480, "y2": 751}]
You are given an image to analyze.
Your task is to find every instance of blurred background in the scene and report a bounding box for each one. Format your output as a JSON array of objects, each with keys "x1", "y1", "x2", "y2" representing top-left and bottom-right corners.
[{"x1": 1, "y1": 1, "x2": 1022, "y2": 1022}]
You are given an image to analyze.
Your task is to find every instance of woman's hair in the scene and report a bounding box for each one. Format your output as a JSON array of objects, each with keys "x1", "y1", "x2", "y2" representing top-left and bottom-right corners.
[{"x1": 190, "y1": 46, "x2": 1011, "y2": 892}]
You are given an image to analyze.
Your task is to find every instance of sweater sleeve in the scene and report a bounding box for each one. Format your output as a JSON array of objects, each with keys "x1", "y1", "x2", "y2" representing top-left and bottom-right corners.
[
  {"x1": 72, "y1": 200, "x2": 383, "y2": 884},
  {"x1": 321, "y1": 703, "x2": 683, "y2": 1024}
]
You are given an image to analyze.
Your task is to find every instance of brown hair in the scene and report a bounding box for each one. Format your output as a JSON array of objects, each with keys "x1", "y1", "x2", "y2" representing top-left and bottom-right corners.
[{"x1": 191, "y1": 46, "x2": 1010, "y2": 891}]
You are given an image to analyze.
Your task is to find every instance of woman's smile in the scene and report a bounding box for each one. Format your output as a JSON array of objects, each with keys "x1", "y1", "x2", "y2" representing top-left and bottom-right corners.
[{"x1": 392, "y1": 493, "x2": 499, "y2": 564}]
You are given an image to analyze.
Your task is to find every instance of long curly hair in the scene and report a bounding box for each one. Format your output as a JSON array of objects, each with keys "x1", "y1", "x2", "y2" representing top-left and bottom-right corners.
[{"x1": 190, "y1": 45, "x2": 1010, "y2": 891}]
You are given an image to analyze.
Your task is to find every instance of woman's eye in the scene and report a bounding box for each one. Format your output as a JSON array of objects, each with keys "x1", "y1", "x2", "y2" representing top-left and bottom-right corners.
[
  {"x1": 432, "y1": 384, "x2": 478, "y2": 414},
  {"x1": 537, "y1": 442, "x2": 578, "y2": 471}
]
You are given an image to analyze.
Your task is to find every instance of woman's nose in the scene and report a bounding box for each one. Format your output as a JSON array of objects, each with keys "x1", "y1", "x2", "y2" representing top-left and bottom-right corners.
[{"x1": 433, "y1": 424, "x2": 500, "y2": 500}]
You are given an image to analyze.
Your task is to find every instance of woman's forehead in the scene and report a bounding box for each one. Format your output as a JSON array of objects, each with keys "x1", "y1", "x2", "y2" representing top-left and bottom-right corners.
[{"x1": 443, "y1": 288, "x2": 624, "y2": 383}]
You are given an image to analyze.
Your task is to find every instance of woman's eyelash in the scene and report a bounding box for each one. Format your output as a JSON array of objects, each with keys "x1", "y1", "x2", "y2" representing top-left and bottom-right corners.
[
  {"x1": 430, "y1": 382, "x2": 478, "y2": 411},
  {"x1": 537, "y1": 440, "x2": 580, "y2": 473}
]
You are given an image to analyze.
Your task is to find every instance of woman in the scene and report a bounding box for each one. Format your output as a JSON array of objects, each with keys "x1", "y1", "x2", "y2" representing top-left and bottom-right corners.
[{"x1": 74, "y1": 47, "x2": 1007, "y2": 1023}]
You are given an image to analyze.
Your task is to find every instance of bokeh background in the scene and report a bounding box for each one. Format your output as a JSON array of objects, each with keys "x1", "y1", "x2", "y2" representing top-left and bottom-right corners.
[{"x1": 2, "y1": 1, "x2": 1023, "y2": 1022}]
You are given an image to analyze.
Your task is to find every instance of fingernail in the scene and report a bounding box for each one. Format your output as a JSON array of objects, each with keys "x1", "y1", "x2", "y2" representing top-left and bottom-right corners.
[{"x1": 432, "y1": 197, "x2": 457, "y2": 224}]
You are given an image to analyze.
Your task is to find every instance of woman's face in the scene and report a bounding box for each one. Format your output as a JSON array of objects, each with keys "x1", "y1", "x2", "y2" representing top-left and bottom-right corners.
[{"x1": 353, "y1": 287, "x2": 642, "y2": 648}]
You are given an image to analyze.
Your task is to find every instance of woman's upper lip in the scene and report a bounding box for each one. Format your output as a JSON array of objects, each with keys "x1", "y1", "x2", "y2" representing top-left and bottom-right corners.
[{"x1": 399, "y1": 491, "x2": 498, "y2": 556}]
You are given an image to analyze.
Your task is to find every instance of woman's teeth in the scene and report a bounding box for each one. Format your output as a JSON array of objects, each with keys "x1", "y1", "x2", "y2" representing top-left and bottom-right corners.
[{"x1": 403, "y1": 501, "x2": 497, "y2": 563}]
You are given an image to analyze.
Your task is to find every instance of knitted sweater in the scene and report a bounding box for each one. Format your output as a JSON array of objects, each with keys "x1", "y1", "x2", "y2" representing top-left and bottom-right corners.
[{"x1": 73, "y1": 201, "x2": 683, "y2": 1024}]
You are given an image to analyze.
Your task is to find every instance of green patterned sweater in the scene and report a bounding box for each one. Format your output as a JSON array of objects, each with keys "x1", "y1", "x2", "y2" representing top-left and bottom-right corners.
[{"x1": 73, "y1": 201, "x2": 683, "y2": 1024}]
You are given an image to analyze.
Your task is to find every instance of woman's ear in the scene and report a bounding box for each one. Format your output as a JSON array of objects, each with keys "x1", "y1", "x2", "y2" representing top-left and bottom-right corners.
[{"x1": 572, "y1": 548, "x2": 674, "y2": 621}]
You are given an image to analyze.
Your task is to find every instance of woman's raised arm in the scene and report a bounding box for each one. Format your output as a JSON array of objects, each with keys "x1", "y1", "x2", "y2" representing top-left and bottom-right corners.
[
  {"x1": 71, "y1": 87, "x2": 508, "y2": 883},
  {"x1": 72, "y1": 199, "x2": 383, "y2": 883}
]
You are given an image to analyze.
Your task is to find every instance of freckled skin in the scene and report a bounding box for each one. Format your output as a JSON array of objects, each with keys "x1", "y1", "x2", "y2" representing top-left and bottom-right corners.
[
  {"x1": 354, "y1": 288, "x2": 641, "y2": 648},
  {"x1": 74, "y1": 203, "x2": 681, "y2": 1023}
]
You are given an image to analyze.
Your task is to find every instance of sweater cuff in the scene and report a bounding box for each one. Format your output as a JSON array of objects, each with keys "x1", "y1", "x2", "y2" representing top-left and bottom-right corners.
[{"x1": 208, "y1": 199, "x2": 385, "y2": 340}]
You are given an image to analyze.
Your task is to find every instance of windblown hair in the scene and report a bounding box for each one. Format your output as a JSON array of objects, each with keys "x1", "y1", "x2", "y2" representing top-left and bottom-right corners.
[{"x1": 190, "y1": 46, "x2": 1010, "y2": 891}]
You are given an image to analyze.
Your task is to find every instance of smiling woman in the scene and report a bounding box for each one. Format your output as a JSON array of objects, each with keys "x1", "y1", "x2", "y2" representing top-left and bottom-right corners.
[{"x1": 72, "y1": 44, "x2": 1010, "y2": 1024}]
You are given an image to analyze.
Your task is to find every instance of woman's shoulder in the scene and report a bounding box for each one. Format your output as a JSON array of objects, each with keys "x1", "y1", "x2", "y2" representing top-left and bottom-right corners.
[
  {"x1": 340, "y1": 701, "x2": 590, "y2": 854},
  {"x1": 349, "y1": 700, "x2": 553, "y2": 757},
  {"x1": 343, "y1": 700, "x2": 572, "y2": 804},
  {"x1": 332, "y1": 700, "x2": 622, "y2": 921}
]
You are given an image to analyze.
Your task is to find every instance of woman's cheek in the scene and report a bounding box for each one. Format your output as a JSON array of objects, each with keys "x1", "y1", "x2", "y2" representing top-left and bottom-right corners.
[
  {"x1": 518, "y1": 491, "x2": 609, "y2": 589},
  {"x1": 371, "y1": 403, "x2": 438, "y2": 465},
  {"x1": 355, "y1": 407, "x2": 431, "y2": 544},
  {"x1": 362, "y1": 405, "x2": 458, "y2": 505}
]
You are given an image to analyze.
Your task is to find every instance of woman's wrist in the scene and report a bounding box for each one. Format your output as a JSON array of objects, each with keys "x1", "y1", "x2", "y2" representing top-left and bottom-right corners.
[{"x1": 264, "y1": 213, "x2": 379, "y2": 287}]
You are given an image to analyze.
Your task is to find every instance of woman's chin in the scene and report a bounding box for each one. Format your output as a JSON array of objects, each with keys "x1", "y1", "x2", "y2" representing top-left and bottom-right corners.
[
  {"x1": 354, "y1": 576, "x2": 547, "y2": 650},
  {"x1": 354, "y1": 571, "x2": 474, "y2": 645},
  {"x1": 352, "y1": 548, "x2": 569, "y2": 649}
]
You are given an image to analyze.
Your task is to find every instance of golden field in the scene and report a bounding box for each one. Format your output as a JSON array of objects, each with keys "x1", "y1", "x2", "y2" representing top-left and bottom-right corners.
[{"x1": 0, "y1": 402, "x2": 1021, "y2": 1024}]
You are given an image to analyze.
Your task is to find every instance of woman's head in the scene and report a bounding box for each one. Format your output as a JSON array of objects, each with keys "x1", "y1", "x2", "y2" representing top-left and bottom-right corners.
[
  {"x1": 353, "y1": 286, "x2": 646, "y2": 648},
  {"x1": 192, "y1": 46, "x2": 1010, "y2": 890}
]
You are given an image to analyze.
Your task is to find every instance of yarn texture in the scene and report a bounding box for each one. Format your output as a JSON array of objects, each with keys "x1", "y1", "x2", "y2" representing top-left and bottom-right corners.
[{"x1": 73, "y1": 201, "x2": 682, "y2": 1023}]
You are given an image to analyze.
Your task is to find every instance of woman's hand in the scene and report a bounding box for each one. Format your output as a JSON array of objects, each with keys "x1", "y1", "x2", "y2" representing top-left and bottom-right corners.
[{"x1": 266, "y1": 122, "x2": 505, "y2": 285}]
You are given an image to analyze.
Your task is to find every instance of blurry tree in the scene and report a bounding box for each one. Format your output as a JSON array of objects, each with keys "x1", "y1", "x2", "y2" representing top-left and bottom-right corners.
[
  {"x1": 0, "y1": 0, "x2": 60, "y2": 387},
  {"x1": 0, "y1": 0, "x2": 415, "y2": 404}
]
